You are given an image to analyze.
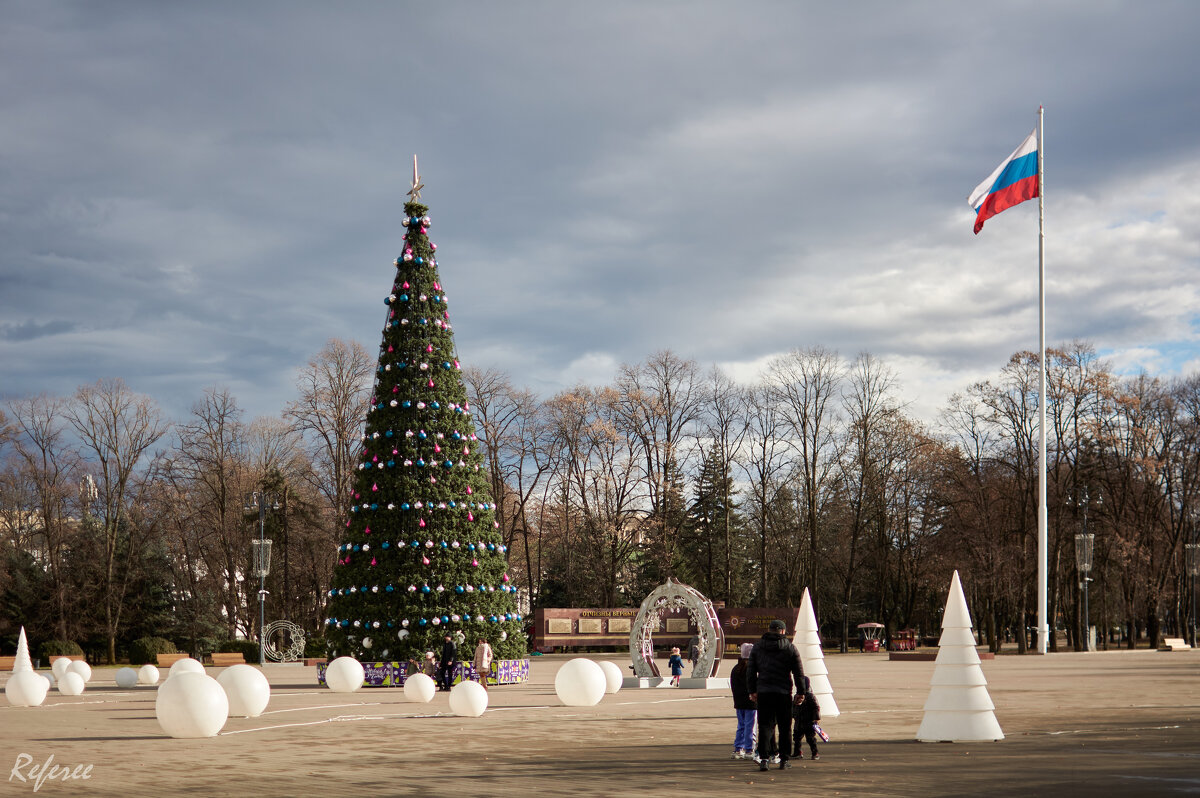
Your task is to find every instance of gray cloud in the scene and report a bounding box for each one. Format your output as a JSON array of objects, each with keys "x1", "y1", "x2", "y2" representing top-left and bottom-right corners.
[{"x1": 2, "y1": 1, "x2": 1199, "y2": 424}]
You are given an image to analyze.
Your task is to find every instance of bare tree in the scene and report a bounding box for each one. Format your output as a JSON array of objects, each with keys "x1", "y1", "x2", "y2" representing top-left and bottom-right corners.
[
  {"x1": 616, "y1": 350, "x2": 703, "y2": 582},
  {"x1": 767, "y1": 346, "x2": 844, "y2": 608},
  {"x1": 285, "y1": 338, "x2": 373, "y2": 541},
  {"x1": 6, "y1": 396, "x2": 84, "y2": 639},
  {"x1": 65, "y1": 378, "x2": 169, "y2": 663}
]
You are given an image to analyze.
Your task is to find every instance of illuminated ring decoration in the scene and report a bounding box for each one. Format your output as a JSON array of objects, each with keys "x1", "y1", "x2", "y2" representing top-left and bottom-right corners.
[
  {"x1": 628, "y1": 578, "x2": 724, "y2": 679},
  {"x1": 263, "y1": 620, "x2": 306, "y2": 662}
]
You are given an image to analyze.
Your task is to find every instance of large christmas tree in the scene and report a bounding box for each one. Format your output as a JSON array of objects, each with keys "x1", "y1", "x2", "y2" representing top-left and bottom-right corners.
[{"x1": 325, "y1": 169, "x2": 525, "y2": 663}]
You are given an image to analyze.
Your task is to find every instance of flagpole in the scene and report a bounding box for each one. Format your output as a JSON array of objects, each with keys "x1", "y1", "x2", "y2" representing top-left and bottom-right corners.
[{"x1": 1036, "y1": 105, "x2": 1048, "y2": 655}]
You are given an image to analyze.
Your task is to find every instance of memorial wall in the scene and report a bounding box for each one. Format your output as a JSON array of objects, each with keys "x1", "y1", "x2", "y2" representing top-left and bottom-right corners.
[{"x1": 532, "y1": 607, "x2": 803, "y2": 654}]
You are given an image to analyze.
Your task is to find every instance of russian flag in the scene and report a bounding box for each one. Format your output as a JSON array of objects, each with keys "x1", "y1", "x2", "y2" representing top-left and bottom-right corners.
[{"x1": 968, "y1": 129, "x2": 1039, "y2": 234}]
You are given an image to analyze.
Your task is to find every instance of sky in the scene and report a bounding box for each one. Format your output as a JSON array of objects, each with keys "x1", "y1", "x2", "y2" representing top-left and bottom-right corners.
[{"x1": 3, "y1": 1, "x2": 1199, "y2": 427}]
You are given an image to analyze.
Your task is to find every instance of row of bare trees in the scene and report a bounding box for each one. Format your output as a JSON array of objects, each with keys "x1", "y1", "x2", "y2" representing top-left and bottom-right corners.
[
  {"x1": 3, "y1": 338, "x2": 1198, "y2": 660},
  {"x1": 468, "y1": 344, "x2": 1200, "y2": 652},
  {"x1": 0, "y1": 340, "x2": 373, "y2": 662}
]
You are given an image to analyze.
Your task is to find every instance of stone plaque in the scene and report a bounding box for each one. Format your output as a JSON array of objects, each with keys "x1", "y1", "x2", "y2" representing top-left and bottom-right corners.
[
  {"x1": 579, "y1": 618, "x2": 602, "y2": 634},
  {"x1": 547, "y1": 618, "x2": 573, "y2": 635},
  {"x1": 608, "y1": 618, "x2": 631, "y2": 633},
  {"x1": 665, "y1": 618, "x2": 690, "y2": 633}
]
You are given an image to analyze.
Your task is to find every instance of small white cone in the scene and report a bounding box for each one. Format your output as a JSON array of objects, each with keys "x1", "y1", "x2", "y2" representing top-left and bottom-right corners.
[
  {"x1": 795, "y1": 588, "x2": 839, "y2": 717},
  {"x1": 14, "y1": 628, "x2": 34, "y2": 673},
  {"x1": 916, "y1": 570, "x2": 1003, "y2": 742}
]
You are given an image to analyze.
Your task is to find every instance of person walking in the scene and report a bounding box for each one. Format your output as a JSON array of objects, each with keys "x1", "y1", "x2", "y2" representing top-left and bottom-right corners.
[
  {"x1": 729, "y1": 643, "x2": 757, "y2": 760},
  {"x1": 472, "y1": 637, "x2": 493, "y2": 691},
  {"x1": 791, "y1": 674, "x2": 821, "y2": 761},
  {"x1": 748, "y1": 619, "x2": 805, "y2": 771},
  {"x1": 667, "y1": 647, "x2": 685, "y2": 686},
  {"x1": 438, "y1": 633, "x2": 458, "y2": 691}
]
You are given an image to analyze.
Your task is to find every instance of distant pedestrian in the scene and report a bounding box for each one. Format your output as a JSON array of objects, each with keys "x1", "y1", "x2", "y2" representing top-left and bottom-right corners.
[
  {"x1": 748, "y1": 619, "x2": 805, "y2": 771},
  {"x1": 472, "y1": 637, "x2": 493, "y2": 691},
  {"x1": 729, "y1": 643, "x2": 757, "y2": 760},
  {"x1": 438, "y1": 634, "x2": 457, "y2": 691},
  {"x1": 688, "y1": 635, "x2": 700, "y2": 669},
  {"x1": 668, "y1": 647, "x2": 684, "y2": 686},
  {"x1": 791, "y1": 675, "x2": 821, "y2": 761}
]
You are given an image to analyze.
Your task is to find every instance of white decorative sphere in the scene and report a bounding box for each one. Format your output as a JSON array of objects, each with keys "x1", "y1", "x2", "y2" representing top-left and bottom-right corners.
[
  {"x1": 168, "y1": 658, "x2": 205, "y2": 678},
  {"x1": 216, "y1": 665, "x2": 271, "y2": 718},
  {"x1": 554, "y1": 658, "x2": 607, "y2": 707},
  {"x1": 324, "y1": 656, "x2": 365, "y2": 693},
  {"x1": 448, "y1": 680, "x2": 488, "y2": 717},
  {"x1": 58, "y1": 672, "x2": 86, "y2": 696},
  {"x1": 51, "y1": 657, "x2": 73, "y2": 680},
  {"x1": 66, "y1": 660, "x2": 92, "y2": 683},
  {"x1": 599, "y1": 661, "x2": 624, "y2": 694},
  {"x1": 403, "y1": 672, "x2": 436, "y2": 703},
  {"x1": 138, "y1": 664, "x2": 161, "y2": 685},
  {"x1": 155, "y1": 672, "x2": 229, "y2": 738},
  {"x1": 115, "y1": 667, "x2": 139, "y2": 689},
  {"x1": 40, "y1": 671, "x2": 55, "y2": 688},
  {"x1": 5, "y1": 670, "x2": 50, "y2": 707}
]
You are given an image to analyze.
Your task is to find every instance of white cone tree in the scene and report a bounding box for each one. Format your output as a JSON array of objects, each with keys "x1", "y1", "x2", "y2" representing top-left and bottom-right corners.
[
  {"x1": 795, "y1": 588, "x2": 839, "y2": 717},
  {"x1": 916, "y1": 571, "x2": 1003, "y2": 742},
  {"x1": 14, "y1": 627, "x2": 33, "y2": 672}
]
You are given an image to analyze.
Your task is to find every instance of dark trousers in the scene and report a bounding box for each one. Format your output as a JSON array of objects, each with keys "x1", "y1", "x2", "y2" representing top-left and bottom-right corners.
[
  {"x1": 756, "y1": 692, "x2": 793, "y2": 761},
  {"x1": 792, "y1": 719, "x2": 818, "y2": 756},
  {"x1": 438, "y1": 662, "x2": 455, "y2": 690}
]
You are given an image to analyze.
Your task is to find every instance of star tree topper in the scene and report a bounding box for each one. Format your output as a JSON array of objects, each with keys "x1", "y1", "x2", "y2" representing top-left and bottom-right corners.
[{"x1": 408, "y1": 154, "x2": 424, "y2": 201}]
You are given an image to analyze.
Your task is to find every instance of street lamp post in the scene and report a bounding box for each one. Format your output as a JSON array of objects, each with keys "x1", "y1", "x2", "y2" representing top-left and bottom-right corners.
[
  {"x1": 1186, "y1": 539, "x2": 1199, "y2": 649},
  {"x1": 246, "y1": 491, "x2": 278, "y2": 666},
  {"x1": 1069, "y1": 487, "x2": 1099, "y2": 652}
]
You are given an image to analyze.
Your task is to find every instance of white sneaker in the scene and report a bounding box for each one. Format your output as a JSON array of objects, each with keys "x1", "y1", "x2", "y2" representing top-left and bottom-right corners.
[
  {"x1": 730, "y1": 750, "x2": 742, "y2": 760},
  {"x1": 771, "y1": 755, "x2": 781, "y2": 765}
]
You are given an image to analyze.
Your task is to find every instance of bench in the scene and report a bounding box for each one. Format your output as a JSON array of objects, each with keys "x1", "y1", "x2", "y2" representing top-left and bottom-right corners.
[
  {"x1": 1160, "y1": 637, "x2": 1192, "y2": 651},
  {"x1": 0, "y1": 656, "x2": 16, "y2": 671},
  {"x1": 210, "y1": 652, "x2": 247, "y2": 667},
  {"x1": 155, "y1": 652, "x2": 192, "y2": 667}
]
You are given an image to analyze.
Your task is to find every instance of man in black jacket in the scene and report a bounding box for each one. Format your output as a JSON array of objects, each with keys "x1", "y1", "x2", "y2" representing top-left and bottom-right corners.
[
  {"x1": 438, "y1": 634, "x2": 457, "y2": 691},
  {"x1": 748, "y1": 619, "x2": 805, "y2": 771}
]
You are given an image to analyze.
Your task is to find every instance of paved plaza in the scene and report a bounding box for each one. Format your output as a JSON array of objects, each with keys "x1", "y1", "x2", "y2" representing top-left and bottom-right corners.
[{"x1": 2, "y1": 648, "x2": 1198, "y2": 797}]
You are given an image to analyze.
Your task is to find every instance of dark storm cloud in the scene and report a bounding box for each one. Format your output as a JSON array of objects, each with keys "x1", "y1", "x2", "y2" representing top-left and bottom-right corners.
[{"x1": 2, "y1": 1, "x2": 1198, "y2": 423}]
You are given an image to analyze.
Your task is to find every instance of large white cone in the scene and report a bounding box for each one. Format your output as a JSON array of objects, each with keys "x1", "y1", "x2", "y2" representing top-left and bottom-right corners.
[
  {"x1": 916, "y1": 571, "x2": 1003, "y2": 742},
  {"x1": 795, "y1": 589, "x2": 839, "y2": 717},
  {"x1": 14, "y1": 628, "x2": 33, "y2": 673}
]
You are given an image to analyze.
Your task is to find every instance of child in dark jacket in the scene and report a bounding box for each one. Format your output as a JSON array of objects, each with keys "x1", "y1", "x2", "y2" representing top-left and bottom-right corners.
[
  {"x1": 792, "y1": 675, "x2": 821, "y2": 760},
  {"x1": 668, "y1": 647, "x2": 685, "y2": 686},
  {"x1": 728, "y1": 643, "x2": 757, "y2": 759}
]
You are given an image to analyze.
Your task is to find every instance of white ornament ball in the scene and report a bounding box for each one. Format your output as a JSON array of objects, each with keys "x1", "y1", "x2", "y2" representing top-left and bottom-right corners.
[
  {"x1": 363, "y1": 637, "x2": 373, "y2": 649},
  {"x1": 41, "y1": 671, "x2": 55, "y2": 688},
  {"x1": 216, "y1": 665, "x2": 271, "y2": 718},
  {"x1": 554, "y1": 658, "x2": 606, "y2": 707},
  {"x1": 5, "y1": 670, "x2": 50, "y2": 707},
  {"x1": 51, "y1": 657, "x2": 73, "y2": 680},
  {"x1": 66, "y1": 660, "x2": 92, "y2": 683},
  {"x1": 138, "y1": 664, "x2": 162, "y2": 685},
  {"x1": 115, "y1": 667, "x2": 140, "y2": 689},
  {"x1": 324, "y1": 656, "x2": 365, "y2": 693},
  {"x1": 599, "y1": 660, "x2": 624, "y2": 694},
  {"x1": 168, "y1": 658, "x2": 205, "y2": 678},
  {"x1": 58, "y1": 671, "x2": 86, "y2": 696},
  {"x1": 403, "y1": 672, "x2": 436, "y2": 704},
  {"x1": 155, "y1": 672, "x2": 229, "y2": 738},
  {"x1": 449, "y1": 679, "x2": 488, "y2": 717}
]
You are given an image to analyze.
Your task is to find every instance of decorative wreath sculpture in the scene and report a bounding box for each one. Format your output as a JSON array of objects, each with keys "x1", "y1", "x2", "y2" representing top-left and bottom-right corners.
[
  {"x1": 628, "y1": 578, "x2": 724, "y2": 679},
  {"x1": 263, "y1": 620, "x2": 306, "y2": 662}
]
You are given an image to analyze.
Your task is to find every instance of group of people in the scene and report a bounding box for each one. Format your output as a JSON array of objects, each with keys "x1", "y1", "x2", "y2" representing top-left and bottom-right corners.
[
  {"x1": 413, "y1": 634, "x2": 495, "y2": 692},
  {"x1": 730, "y1": 619, "x2": 821, "y2": 771}
]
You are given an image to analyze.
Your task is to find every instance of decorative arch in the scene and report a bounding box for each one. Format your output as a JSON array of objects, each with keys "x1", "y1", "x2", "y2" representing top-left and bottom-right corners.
[
  {"x1": 263, "y1": 620, "x2": 306, "y2": 662},
  {"x1": 628, "y1": 578, "x2": 724, "y2": 679}
]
